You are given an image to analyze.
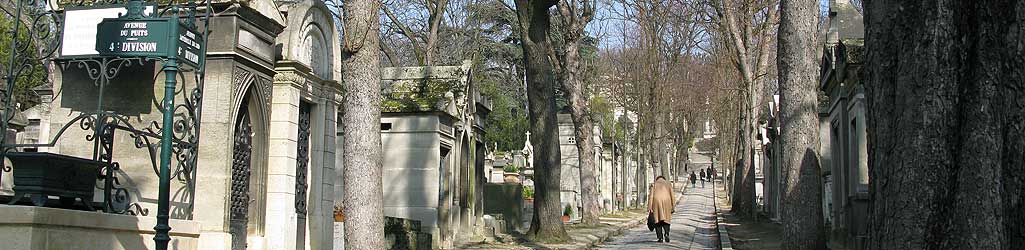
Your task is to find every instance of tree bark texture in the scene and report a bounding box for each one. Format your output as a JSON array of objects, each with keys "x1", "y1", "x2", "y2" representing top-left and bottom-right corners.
[
  {"x1": 638, "y1": 140, "x2": 648, "y2": 205},
  {"x1": 341, "y1": 0, "x2": 384, "y2": 248},
  {"x1": 514, "y1": 0, "x2": 570, "y2": 242},
  {"x1": 864, "y1": 1, "x2": 1025, "y2": 249},
  {"x1": 555, "y1": 0, "x2": 600, "y2": 225},
  {"x1": 777, "y1": 0, "x2": 825, "y2": 248},
  {"x1": 619, "y1": 140, "x2": 627, "y2": 206},
  {"x1": 732, "y1": 113, "x2": 756, "y2": 217},
  {"x1": 658, "y1": 121, "x2": 669, "y2": 178},
  {"x1": 562, "y1": 45, "x2": 601, "y2": 225},
  {"x1": 713, "y1": 0, "x2": 777, "y2": 218}
]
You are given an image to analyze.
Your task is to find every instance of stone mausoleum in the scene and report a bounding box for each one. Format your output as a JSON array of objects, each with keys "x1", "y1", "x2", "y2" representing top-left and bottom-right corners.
[
  {"x1": 0, "y1": 1, "x2": 345, "y2": 249},
  {"x1": 557, "y1": 113, "x2": 619, "y2": 220},
  {"x1": 375, "y1": 61, "x2": 492, "y2": 248},
  {"x1": 819, "y1": 0, "x2": 868, "y2": 249}
]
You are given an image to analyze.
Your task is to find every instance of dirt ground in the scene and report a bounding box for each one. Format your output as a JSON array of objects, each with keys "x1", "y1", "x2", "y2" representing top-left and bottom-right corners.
[{"x1": 714, "y1": 182, "x2": 783, "y2": 250}]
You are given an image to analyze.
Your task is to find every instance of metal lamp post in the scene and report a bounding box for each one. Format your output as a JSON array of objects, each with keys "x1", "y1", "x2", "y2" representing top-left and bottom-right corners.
[{"x1": 153, "y1": 7, "x2": 179, "y2": 249}]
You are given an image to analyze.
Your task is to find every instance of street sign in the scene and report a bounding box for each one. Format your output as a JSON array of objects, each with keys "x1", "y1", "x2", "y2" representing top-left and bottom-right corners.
[
  {"x1": 95, "y1": 19, "x2": 171, "y2": 57},
  {"x1": 176, "y1": 24, "x2": 203, "y2": 68}
]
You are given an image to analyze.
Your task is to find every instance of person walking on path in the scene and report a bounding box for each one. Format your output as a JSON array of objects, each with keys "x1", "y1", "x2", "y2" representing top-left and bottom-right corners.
[
  {"x1": 689, "y1": 172, "x2": 697, "y2": 188},
  {"x1": 699, "y1": 169, "x2": 706, "y2": 188},
  {"x1": 648, "y1": 176, "x2": 675, "y2": 243}
]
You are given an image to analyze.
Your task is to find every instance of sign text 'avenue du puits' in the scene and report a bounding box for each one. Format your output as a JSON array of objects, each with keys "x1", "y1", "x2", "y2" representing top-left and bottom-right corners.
[
  {"x1": 95, "y1": 18, "x2": 203, "y2": 68},
  {"x1": 96, "y1": 19, "x2": 170, "y2": 58}
]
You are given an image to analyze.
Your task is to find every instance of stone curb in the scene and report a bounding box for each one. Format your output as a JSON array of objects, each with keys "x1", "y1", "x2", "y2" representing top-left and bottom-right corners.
[{"x1": 713, "y1": 181, "x2": 734, "y2": 250}]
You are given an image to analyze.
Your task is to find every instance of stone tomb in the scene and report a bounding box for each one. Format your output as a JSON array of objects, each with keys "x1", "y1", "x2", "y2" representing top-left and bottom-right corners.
[
  {"x1": 374, "y1": 62, "x2": 491, "y2": 248},
  {"x1": 0, "y1": 1, "x2": 342, "y2": 250}
]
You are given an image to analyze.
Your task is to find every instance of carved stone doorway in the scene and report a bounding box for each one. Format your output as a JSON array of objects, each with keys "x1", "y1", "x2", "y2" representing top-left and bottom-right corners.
[{"x1": 230, "y1": 100, "x2": 254, "y2": 250}]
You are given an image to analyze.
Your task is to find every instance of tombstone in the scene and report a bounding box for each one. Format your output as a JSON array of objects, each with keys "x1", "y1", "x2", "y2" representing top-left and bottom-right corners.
[{"x1": 373, "y1": 61, "x2": 491, "y2": 248}]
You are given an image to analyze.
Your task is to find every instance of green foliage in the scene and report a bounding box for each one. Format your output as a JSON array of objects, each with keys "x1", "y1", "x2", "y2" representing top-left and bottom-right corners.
[
  {"x1": 0, "y1": 15, "x2": 49, "y2": 110},
  {"x1": 463, "y1": 0, "x2": 533, "y2": 152},
  {"x1": 481, "y1": 81, "x2": 529, "y2": 151},
  {"x1": 522, "y1": 186, "x2": 534, "y2": 199},
  {"x1": 503, "y1": 164, "x2": 518, "y2": 173},
  {"x1": 564, "y1": 204, "x2": 573, "y2": 216},
  {"x1": 588, "y1": 94, "x2": 618, "y2": 140}
]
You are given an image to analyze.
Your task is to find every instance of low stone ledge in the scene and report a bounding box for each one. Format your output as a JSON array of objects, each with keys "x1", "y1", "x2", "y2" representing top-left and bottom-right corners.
[{"x1": 0, "y1": 205, "x2": 201, "y2": 250}]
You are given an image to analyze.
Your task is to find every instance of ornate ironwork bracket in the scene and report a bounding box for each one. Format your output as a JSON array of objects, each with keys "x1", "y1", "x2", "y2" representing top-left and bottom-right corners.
[{"x1": 0, "y1": 0, "x2": 209, "y2": 223}]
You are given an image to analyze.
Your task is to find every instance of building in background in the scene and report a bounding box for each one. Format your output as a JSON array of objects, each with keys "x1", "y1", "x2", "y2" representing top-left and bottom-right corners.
[{"x1": 819, "y1": 1, "x2": 868, "y2": 249}]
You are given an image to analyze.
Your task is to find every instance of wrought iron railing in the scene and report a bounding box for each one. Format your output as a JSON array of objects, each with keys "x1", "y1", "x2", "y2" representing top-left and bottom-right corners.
[{"x1": 0, "y1": 0, "x2": 210, "y2": 222}]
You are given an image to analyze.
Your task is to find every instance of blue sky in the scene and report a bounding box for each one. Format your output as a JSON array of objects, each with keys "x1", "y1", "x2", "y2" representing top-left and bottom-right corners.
[{"x1": 586, "y1": 0, "x2": 834, "y2": 50}]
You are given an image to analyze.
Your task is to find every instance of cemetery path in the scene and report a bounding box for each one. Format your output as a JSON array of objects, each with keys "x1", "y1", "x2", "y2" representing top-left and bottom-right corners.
[{"x1": 597, "y1": 183, "x2": 718, "y2": 250}]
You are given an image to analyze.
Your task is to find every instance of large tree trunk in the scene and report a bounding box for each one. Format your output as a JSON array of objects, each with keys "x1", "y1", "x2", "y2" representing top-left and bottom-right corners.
[
  {"x1": 562, "y1": 47, "x2": 601, "y2": 224},
  {"x1": 657, "y1": 121, "x2": 669, "y2": 178},
  {"x1": 732, "y1": 112, "x2": 756, "y2": 217},
  {"x1": 555, "y1": 0, "x2": 600, "y2": 225},
  {"x1": 637, "y1": 131, "x2": 649, "y2": 205},
  {"x1": 676, "y1": 137, "x2": 688, "y2": 182},
  {"x1": 714, "y1": 0, "x2": 776, "y2": 218},
  {"x1": 340, "y1": 0, "x2": 384, "y2": 248},
  {"x1": 621, "y1": 142, "x2": 629, "y2": 209},
  {"x1": 634, "y1": 132, "x2": 642, "y2": 208},
  {"x1": 514, "y1": 0, "x2": 570, "y2": 242},
  {"x1": 864, "y1": 1, "x2": 1025, "y2": 249},
  {"x1": 777, "y1": 0, "x2": 825, "y2": 248}
]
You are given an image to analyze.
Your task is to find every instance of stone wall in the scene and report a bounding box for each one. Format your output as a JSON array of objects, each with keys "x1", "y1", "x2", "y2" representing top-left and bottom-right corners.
[
  {"x1": 482, "y1": 183, "x2": 523, "y2": 232},
  {"x1": 384, "y1": 217, "x2": 432, "y2": 250},
  {"x1": 0, "y1": 206, "x2": 201, "y2": 250}
]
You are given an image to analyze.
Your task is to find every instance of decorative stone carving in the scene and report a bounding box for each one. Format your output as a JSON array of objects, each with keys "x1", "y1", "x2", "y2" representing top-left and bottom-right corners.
[
  {"x1": 273, "y1": 71, "x2": 305, "y2": 84},
  {"x1": 258, "y1": 76, "x2": 273, "y2": 105},
  {"x1": 233, "y1": 66, "x2": 273, "y2": 106}
]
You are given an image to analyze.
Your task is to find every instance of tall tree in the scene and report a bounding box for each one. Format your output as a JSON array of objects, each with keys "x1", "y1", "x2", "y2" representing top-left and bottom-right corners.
[
  {"x1": 381, "y1": 0, "x2": 448, "y2": 65},
  {"x1": 777, "y1": 0, "x2": 824, "y2": 248},
  {"x1": 708, "y1": 0, "x2": 777, "y2": 218},
  {"x1": 864, "y1": 0, "x2": 1025, "y2": 249},
  {"x1": 553, "y1": 0, "x2": 601, "y2": 225},
  {"x1": 513, "y1": 0, "x2": 571, "y2": 242},
  {"x1": 340, "y1": 0, "x2": 384, "y2": 248}
]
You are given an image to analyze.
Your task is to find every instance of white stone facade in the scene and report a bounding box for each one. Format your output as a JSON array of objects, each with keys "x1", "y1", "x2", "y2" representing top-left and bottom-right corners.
[{"x1": 0, "y1": 1, "x2": 343, "y2": 250}]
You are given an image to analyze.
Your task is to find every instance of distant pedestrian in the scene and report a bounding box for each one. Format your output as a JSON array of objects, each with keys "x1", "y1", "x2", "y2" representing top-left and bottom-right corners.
[
  {"x1": 648, "y1": 176, "x2": 675, "y2": 243},
  {"x1": 689, "y1": 172, "x2": 697, "y2": 188},
  {"x1": 699, "y1": 169, "x2": 706, "y2": 188}
]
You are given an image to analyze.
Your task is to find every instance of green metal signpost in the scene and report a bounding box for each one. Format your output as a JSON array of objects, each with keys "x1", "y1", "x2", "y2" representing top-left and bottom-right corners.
[{"x1": 94, "y1": 1, "x2": 204, "y2": 249}]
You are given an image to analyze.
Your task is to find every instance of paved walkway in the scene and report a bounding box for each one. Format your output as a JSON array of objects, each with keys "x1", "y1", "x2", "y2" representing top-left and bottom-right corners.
[{"x1": 598, "y1": 182, "x2": 718, "y2": 250}]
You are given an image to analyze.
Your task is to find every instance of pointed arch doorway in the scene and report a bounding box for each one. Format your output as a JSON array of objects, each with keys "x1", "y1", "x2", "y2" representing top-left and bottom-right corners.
[{"x1": 230, "y1": 98, "x2": 254, "y2": 250}]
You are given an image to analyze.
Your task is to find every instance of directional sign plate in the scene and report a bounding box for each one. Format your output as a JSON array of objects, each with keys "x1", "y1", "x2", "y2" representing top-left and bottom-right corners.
[
  {"x1": 95, "y1": 18, "x2": 170, "y2": 57},
  {"x1": 176, "y1": 24, "x2": 203, "y2": 68}
]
